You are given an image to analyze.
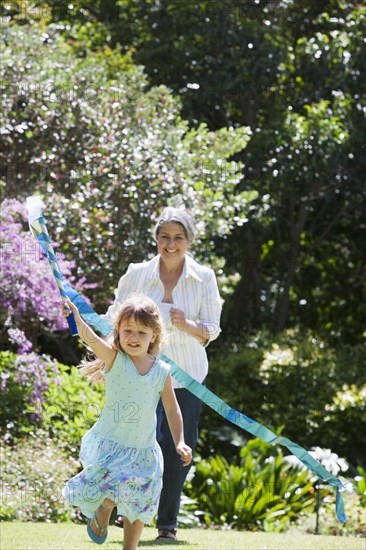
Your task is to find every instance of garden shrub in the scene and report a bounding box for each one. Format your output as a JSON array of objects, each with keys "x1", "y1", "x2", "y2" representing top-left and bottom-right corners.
[
  {"x1": 0, "y1": 199, "x2": 89, "y2": 352},
  {"x1": 322, "y1": 383, "x2": 366, "y2": 468},
  {"x1": 354, "y1": 466, "x2": 366, "y2": 508},
  {"x1": 206, "y1": 330, "x2": 366, "y2": 467},
  {"x1": 0, "y1": 350, "x2": 104, "y2": 522},
  {"x1": 0, "y1": 350, "x2": 105, "y2": 522},
  {"x1": 42, "y1": 363, "x2": 104, "y2": 455},
  {"x1": 287, "y1": 490, "x2": 366, "y2": 537},
  {"x1": 186, "y1": 438, "x2": 315, "y2": 531},
  {"x1": 0, "y1": 351, "x2": 104, "y2": 455},
  {"x1": 0, "y1": 350, "x2": 60, "y2": 435},
  {"x1": 0, "y1": 429, "x2": 78, "y2": 522}
]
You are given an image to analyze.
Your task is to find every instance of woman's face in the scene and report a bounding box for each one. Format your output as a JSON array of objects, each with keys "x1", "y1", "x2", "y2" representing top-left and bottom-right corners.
[{"x1": 156, "y1": 222, "x2": 189, "y2": 264}]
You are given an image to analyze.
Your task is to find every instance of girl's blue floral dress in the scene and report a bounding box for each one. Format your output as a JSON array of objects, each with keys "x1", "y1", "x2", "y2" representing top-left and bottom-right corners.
[{"x1": 63, "y1": 351, "x2": 170, "y2": 524}]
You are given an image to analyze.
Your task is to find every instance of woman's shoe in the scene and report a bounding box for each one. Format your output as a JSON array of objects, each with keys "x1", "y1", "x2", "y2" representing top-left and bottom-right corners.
[
  {"x1": 156, "y1": 528, "x2": 177, "y2": 541},
  {"x1": 87, "y1": 512, "x2": 108, "y2": 544},
  {"x1": 114, "y1": 515, "x2": 124, "y2": 528}
]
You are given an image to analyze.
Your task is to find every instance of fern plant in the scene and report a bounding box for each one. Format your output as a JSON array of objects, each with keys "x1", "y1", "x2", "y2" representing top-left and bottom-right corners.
[{"x1": 186, "y1": 438, "x2": 315, "y2": 530}]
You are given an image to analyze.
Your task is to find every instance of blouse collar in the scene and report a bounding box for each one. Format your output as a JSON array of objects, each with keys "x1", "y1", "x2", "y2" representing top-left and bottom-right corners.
[{"x1": 153, "y1": 254, "x2": 203, "y2": 283}]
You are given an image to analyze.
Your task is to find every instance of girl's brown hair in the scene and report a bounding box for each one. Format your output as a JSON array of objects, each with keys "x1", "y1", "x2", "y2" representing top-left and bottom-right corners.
[{"x1": 79, "y1": 295, "x2": 165, "y2": 384}]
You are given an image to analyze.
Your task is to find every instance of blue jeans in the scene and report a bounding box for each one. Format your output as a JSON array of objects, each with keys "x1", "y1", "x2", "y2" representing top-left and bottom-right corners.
[{"x1": 156, "y1": 388, "x2": 202, "y2": 530}]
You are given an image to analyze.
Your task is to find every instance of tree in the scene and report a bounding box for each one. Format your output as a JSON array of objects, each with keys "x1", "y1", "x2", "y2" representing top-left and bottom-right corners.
[
  {"x1": 3, "y1": 2, "x2": 365, "y2": 341},
  {"x1": 1, "y1": 21, "x2": 256, "y2": 313}
]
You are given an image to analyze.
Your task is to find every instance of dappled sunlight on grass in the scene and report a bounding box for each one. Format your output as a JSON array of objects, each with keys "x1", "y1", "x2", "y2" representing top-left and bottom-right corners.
[{"x1": 1, "y1": 523, "x2": 365, "y2": 550}]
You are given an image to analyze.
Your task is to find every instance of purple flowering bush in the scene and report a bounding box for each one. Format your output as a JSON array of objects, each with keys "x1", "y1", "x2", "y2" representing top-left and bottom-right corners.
[
  {"x1": 0, "y1": 350, "x2": 60, "y2": 435},
  {"x1": 0, "y1": 351, "x2": 103, "y2": 452},
  {"x1": 0, "y1": 349, "x2": 104, "y2": 521},
  {"x1": 0, "y1": 198, "x2": 88, "y2": 352}
]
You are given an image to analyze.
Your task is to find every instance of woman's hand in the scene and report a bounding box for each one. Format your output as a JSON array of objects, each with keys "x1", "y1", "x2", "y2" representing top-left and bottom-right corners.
[
  {"x1": 169, "y1": 307, "x2": 209, "y2": 344},
  {"x1": 176, "y1": 442, "x2": 193, "y2": 467},
  {"x1": 169, "y1": 307, "x2": 188, "y2": 331}
]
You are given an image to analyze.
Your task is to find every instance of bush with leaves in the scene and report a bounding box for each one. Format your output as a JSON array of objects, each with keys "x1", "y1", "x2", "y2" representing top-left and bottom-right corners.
[
  {"x1": 0, "y1": 350, "x2": 60, "y2": 429},
  {"x1": 0, "y1": 429, "x2": 78, "y2": 522},
  {"x1": 287, "y1": 489, "x2": 365, "y2": 537},
  {"x1": 353, "y1": 467, "x2": 366, "y2": 508},
  {"x1": 0, "y1": 351, "x2": 103, "y2": 454},
  {"x1": 321, "y1": 383, "x2": 366, "y2": 468},
  {"x1": 1, "y1": 20, "x2": 257, "y2": 312},
  {"x1": 186, "y1": 438, "x2": 315, "y2": 531},
  {"x1": 41, "y1": 363, "x2": 104, "y2": 455},
  {"x1": 0, "y1": 198, "x2": 90, "y2": 353},
  {"x1": 207, "y1": 330, "x2": 366, "y2": 468}
]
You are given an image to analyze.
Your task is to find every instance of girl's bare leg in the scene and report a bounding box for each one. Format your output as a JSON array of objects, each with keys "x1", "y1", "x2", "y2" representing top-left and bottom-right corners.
[
  {"x1": 90, "y1": 498, "x2": 116, "y2": 536},
  {"x1": 123, "y1": 517, "x2": 144, "y2": 550}
]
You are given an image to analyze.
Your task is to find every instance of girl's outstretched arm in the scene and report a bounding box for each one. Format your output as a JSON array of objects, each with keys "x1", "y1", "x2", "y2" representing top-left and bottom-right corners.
[
  {"x1": 63, "y1": 299, "x2": 117, "y2": 369},
  {"x1": 161, "y1": 374, "x2": 192, "y2": 467}
]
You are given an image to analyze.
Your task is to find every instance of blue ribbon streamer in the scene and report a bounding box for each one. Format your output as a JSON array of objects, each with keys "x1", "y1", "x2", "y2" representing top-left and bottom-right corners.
[
  {"x1": 161, "y1": 354, "x2": 347, "y2": 524},
  {"x1": 60, "y1": 284, "x2": 347, "y2": 523},
  {"x1": 30, "y1": 216, "x2": 78, "y2": 336},
  {"x1": 63, "y1": 283, "x2": 112, "y2": 336}
]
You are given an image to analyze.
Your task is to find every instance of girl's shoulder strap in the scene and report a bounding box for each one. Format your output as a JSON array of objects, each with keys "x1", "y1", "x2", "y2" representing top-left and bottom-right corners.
[
  {"x1": 153, "y1": 357, "x2": 170, "y2": 392},
  {"x1": 104, "y1": 350, "x2": 127, "y2": 377},
  {"x1": 155, "y1": 356, "x2": 171, "y2": 376}
]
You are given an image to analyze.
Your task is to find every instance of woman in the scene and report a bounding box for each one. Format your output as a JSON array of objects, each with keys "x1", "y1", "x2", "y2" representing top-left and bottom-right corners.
[{"x1": 102, "y1": 206, "x2": 222, "y2": 541}]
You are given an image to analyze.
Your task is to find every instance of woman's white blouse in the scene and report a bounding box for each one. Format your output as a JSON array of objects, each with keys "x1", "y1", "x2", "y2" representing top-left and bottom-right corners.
[{"x1": 101, "y1": 254, "x2": 222, "y2": 389}]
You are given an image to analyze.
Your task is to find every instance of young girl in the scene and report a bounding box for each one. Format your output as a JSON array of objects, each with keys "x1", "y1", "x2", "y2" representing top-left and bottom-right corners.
[{"x1": 62, "y1": 295, "x2": 192, "y2": 550}]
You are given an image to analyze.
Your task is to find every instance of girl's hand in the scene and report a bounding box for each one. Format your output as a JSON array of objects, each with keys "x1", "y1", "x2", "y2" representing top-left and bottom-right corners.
[
  {"x1": 170, "y1": 307, "x2": 188, "y2": 331},
  {"x1": 62, "y1": 298, "x2": 81, "y2": 322},
  {"x1": 176, "y1": 443, "x2": 193, "y2": 467}
]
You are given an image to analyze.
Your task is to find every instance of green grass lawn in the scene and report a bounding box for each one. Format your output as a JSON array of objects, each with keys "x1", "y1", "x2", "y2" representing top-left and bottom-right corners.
[{"x1": 1, "y1": 523, "x2": 364, "y2": 550}]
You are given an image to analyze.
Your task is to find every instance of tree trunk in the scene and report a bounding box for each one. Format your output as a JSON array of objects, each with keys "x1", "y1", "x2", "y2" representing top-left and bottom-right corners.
[{"x1": 273, "y1": 201, "x2": 308, "y2": 334}]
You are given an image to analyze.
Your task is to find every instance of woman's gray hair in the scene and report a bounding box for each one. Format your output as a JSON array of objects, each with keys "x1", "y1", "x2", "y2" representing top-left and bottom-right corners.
[{"x1": 153, "y1": 207, "x2": 196, "y2": 243}]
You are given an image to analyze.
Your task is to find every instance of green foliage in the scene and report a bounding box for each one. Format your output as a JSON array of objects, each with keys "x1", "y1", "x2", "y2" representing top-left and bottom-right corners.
[
  {"x1": 0, "y1": 350, "x2": 59, "y2": 436},
  {"x1": 0, "y1": 351, "x2": 104, "y2": 455},
  {"x1": 290, "y1": 490, "x2": 366, "y2": 537},
  {"x1": 207, "y1": 331, "x2": 366, "y2": 467},
  {"x1": 42, "y1": 364, "x2": 104, "y2": 455},
  {"x1": 100, "y1": 1, "x2": 289, "y2": 128},
  {"x1": 0, "y1": 430, "x2": 77, "y2": 522},
  {"x1": 177, "y1": 494, "x2": 201, "y2": 529},
  {"x1": 353, "y1": 467, "x2": 366, "y2": 508},
  {"x1": 257, "y1": 332, "x2": 339, "y2": 440},
  {"x1": 186, "y1": 438, "x2": 315, "y2": 531},
  {"x1": 225, "y1": 5, "x2": 366, "y2": 339},
  {"x1": 322, "y1": 383, "x2": 366, "y2": 467},
  {"x1": 0, "y1": 351, "x2": 25, "y2": 429},
  {"x1": 203, "y1": 334, "x2": 266, "y2": 440},
  {"x1": 1, "y1": 21, "x2": 255, "y2": 311}
]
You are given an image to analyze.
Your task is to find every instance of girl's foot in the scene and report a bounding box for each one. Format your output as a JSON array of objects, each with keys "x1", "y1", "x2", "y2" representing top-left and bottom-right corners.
[{"x1": 90, "y1": 502, "x2": 113, "y2": 537}]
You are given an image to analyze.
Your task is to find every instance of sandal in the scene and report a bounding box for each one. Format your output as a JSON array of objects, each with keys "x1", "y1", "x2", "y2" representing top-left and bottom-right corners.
[
  {"x1": 156, "y1": 528, "x2": 177, "y2": 541},
  {"x1": 87, "y1": 512, "x2": 108, "y2": 545}
]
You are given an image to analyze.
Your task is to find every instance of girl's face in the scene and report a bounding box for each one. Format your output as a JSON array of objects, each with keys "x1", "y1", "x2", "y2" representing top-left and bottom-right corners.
[
  {"x1": 156, "y1": 222, "x2": 189, "y2": 264},
  {"x1": 118, "y1": 317, "x2": 156, "y2": 358}
]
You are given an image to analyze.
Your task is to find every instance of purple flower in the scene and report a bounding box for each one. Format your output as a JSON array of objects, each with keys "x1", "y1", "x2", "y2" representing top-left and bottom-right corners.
[
  {"x1": 8, "y1": 328, "x2": 33, "y2": 354},
  {"x1": 0, "y1": 198, "x2": 90, "y2": 350},
  {"x1": 6, "y1": 351, "x2": 61, "y2": 421}
]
